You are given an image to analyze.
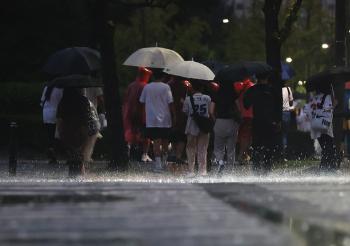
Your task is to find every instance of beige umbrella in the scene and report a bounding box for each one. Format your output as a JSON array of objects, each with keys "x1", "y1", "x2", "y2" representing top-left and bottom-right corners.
[
  {"x1": 123, "y1": 47, "x2": 184, "y2": 68},
  {"x1": 164, "y1": 61, "x2": 215, "y2": 81}
]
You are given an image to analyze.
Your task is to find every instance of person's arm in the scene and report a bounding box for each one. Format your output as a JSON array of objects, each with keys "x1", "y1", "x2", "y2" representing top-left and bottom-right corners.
[
  {"x1": 243, "y1": 87, "x2": 253, "y2": 109},
  {"x1": 209, "y1": 101, "x2": 215, "y2": 120},
  {"x1": 169, "y1": 102, "x2": 176, "y2": 127}
]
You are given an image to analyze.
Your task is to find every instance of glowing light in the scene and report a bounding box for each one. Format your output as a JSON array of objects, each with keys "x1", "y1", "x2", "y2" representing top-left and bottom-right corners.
[
  {"x1": 322, "y1": 43, "x2": 329, "y2": 49},
  {"x1": 286, "y1": 57, "x2": 293, "y2": 63},
  {"x1": 298, "y1": 80, "x2": 303, "y2": 85},
  {"x1": 222, "y1": 18, "x2": 229, "y2": 24}
]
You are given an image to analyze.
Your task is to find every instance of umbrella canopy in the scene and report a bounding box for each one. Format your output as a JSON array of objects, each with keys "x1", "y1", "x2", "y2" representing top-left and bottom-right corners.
[
  {"x1": 214, "y1": 61, "x2": 272, "y2": 83},
  {"x1": 46, "y1": 74, "x2": 103, "y2": 88},
  {"x1": 281, "y1": 62, "x2": 295, "y2": 81},
  {"x1": 43, "y1": 47, "x2": 101, "y2": 76},
  {"x1": 163, "y1": 61, "x2": 215, "y2": 81},
  {"x1": 306, "y1": 66, "x2": 350, "y2": 91},
  {"x1": 123, "y1": 47, "x2": 184, "y2": 69},
  {"x1": 200, "y1": 60, "x2": 226, "y2": 75}
]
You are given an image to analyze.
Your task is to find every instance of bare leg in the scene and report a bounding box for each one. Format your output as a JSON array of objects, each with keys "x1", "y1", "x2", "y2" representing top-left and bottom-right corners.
[
  {"x1": 175, "y1": 142, "x2": 186, "y2": 160},
  {"x1": 197, "y1": 133, "x2": 210, "y2": 175},
  {"x1": 186, "y1": 135, "x2": 197, "y2": 173},
  {"x1": 81, "y1": 133, "x2": 98, "y2": 163},
  {"x1": 142, "y1": 138, "x2": 151, "y2": 155}
]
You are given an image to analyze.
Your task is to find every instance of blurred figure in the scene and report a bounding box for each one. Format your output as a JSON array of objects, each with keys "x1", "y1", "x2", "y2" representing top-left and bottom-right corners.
[
  {"x1": 123, "y1": 67, "x2": 153, "y2": 162},
  {"x1": 206, "y1": 81, "x2": 219, "y2": 172},
  {"x1": 167, "y1": 77, "x2": 191, "y2": 164},
  {"x1": 40, "y1": 85, "x2": 63, "y2": 164},
  {"x1": 235, "y1": 78, "x2": 254, "y2": 165},
  {"x1": 140, "y1": 68, "x2": 175, "y2": 172},
  {"x1": 243, "y1": 72, "x2": 279, "y2": 175},
  {"x1": 84, "y1": 87, "x2": 107, "y2": 129},
  {"x1": 307, "y1": 86, "x2": 336, "y2": 171},
  {"x1": 282, "y1": 86, "x2": 294, "y2": 151},
  {"x1": 214, "y1": 80, "x2": 241, "y2": 174},
  {"x1": 183, "y1": 80, "x2": 215, "y2": 176},
  {"x1": 57, "y1": 88, "x2": 101, "y2": 176}
]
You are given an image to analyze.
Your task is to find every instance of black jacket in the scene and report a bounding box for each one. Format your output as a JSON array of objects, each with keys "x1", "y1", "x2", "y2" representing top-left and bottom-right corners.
[{"x1": 243, "y1": 84, "x2": 279, "y2": 124}]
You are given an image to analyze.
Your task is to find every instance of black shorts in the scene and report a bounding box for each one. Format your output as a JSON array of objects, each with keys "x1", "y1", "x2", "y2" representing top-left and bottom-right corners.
[{"x1": 144, "y1": 127, "x2": 171, "y2": 140}]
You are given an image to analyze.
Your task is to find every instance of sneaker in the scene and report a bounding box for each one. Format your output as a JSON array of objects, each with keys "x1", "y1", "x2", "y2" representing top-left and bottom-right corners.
[
  {"x1": 184, "y1": 172, "x2": 196, "y2": 178},
  {"x1": 162, "y1": 153, "x2": 168, "y2": 167},
  {"x1": 141, "y1": 154, "x2": 153, "y2": 162},
  {"x1": 152, "y1": 166, "x2": 164, "y2": 173},
  {"x1": 152, "y1": 157, "x2": 163, "y2": 173},
  {"x1": 217, "y1": 164, "x2": 225, "y2": 176}
]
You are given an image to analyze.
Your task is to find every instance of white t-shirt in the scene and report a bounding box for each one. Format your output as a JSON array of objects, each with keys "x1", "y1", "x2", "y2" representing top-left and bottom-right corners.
[
  {"x1": 183, "y1": 93, "x2": 211, "y2": 136},
  {"x1": 40, "y1": 86, "x2": 63, "y2": 124},
  {"x1": 282, "y1": 87, "x2": 293, "y2": 111},
  {"x1": 139, "y1": 82, "x2": 173, "y2": 128}
]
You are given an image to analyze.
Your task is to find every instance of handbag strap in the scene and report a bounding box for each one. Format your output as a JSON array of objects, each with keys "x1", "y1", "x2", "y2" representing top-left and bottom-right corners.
[
  {"x1": 189, "y1": 94, "x2": 198, "y2": 114},
  {"x1": 318, "y1": 94, "x2": 327, "y2": 109},
  {"x1": 287, "y1": 87, "x2": 292, "y2": 100}
]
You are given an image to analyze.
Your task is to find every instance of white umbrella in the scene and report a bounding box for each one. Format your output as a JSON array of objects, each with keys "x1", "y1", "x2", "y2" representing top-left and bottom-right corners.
[
  {"x1": 164, "y1": 61, "x2": 215, "y2": 81},
  {"x1": 123, "y1": 47, "x2": 184, "y2": 68}
]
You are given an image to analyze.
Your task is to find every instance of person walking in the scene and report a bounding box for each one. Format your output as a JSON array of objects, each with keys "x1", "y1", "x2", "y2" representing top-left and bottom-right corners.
[
  {"x1": 282, "y1": 86, "x2": 294, "y2": 152},
  {"x1": 183, "y1": 80, "x2": 214, "y2": 177},
  {"x1": 243, "y1": 72, "x2": 280, "y2": 175},
  {"x1": 139, "y1": 69, "x2": 175, "y2": 172},
  {"x1": 307, "y1": 86, "x2": 336, "y2": 171},
  {"x1": 214, "y1": 81, "x2": 241, "y2": 174},
  {"x1": 123, "y1": 67, "x2": 153, "y2": 162},
  {"x1": 40, "y1": 85, "x2": 63, "y2": 164},
  {"x1": 235, "y1": 78, "x2": 254, "y2": 165},
  {"x1": 167, "y1": 76, "x2": 190, "y2": 164},
  {"x1": 57, "y1": 88, "x2": 101, "y2": 176}
]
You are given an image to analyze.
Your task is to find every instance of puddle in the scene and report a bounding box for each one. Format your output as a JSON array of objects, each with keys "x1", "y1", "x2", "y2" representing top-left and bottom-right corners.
[
  {"x1": 217, "y1": 199, "x2": 350, "y2": 246},
  {"x1": 0, "y1": 194, "x2": 132, "y2": 205},
  {"x1": 2, "y1": 237, "x2": 139, "y2": 246}
]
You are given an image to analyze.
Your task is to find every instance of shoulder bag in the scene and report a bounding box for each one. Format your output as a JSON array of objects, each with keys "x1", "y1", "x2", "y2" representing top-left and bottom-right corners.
[
  {"x1": 189, "y1": 94, "x2": 214, "y2": 133},
  {"x1": 310, "y1": 94, "x2": 331, "y2": 133}
]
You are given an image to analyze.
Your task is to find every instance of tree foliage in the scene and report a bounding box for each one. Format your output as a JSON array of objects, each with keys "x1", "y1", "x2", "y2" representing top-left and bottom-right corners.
[
  {"x1": 0, "y1": 0, "x2": 334, "y2": 88},
  {"x1": 282, "y1": 1, "x2": 334, "y2": 84}
]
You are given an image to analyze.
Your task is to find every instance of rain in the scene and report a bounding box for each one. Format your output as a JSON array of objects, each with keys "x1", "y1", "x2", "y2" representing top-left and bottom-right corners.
[{"x1": 1, "y1": 0, "x2": 350, "y2": 245}]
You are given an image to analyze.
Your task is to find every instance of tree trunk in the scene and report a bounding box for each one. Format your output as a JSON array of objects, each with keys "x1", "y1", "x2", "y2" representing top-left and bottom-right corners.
[
  {"x1": 334, "y1": 0, "x2": 347, "y2": 166},
  {"x1": 96, "y1": 0, "x2": 128, "y2": 171},
  {"x1": 263, "y1": 0, "x2": 283, "y2": 151}
]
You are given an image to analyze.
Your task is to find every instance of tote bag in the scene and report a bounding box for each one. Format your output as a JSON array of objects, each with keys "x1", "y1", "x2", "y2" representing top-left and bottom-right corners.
[{"x1": 310, "y1": 95, "x2": 332, "y2": 133}]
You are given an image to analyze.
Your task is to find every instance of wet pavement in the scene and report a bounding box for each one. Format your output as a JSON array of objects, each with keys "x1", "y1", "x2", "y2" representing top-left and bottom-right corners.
[{"x1": 0, "y1": 160, "x2": 350, "y2": 245}]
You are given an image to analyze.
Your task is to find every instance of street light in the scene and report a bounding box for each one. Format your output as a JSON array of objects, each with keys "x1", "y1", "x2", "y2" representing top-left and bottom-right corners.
[
  {"x1": 286, "y1": 57, "x2": 293, "y2": 63},
  {"x1": 222, "y1": 18, "x2": 229, "y2": 24},
  {"x1": 321, "y1": 43, "x2": 329, "y2": 49}
]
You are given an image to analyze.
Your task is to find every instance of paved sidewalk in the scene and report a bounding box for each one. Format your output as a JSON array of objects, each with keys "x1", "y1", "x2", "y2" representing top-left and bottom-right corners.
[{"x1": 0, "y1": 182, "x2": 297, "y2": 246}]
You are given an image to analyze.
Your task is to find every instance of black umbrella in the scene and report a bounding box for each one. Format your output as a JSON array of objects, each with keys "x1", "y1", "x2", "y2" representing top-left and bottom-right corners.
[
  {"x1": 243, "y1": 61, "x2": 273, "y2": 75},
  {"x1": 214, "y1": 61, "x2": 272, "y2": 83},
  {"x1": 200, "y1": 60, "x2": 227, "y2": 75},
  {"x1": 46, "y1": 74, "x2": 103, "y2": 88},
  {"x1": 43, "y1": 47, "x2": 101, "y2": 76},
  {"x1": 306, "y1": 66, "x2": 350, "y2": 91},
  {"x1": 281, "y1": 62, "x2": 295, "y2": 81}
]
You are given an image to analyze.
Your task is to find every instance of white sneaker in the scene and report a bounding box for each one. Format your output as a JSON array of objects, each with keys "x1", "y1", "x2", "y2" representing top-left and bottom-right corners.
[
  {"x1": 141, "y1": 153, "x2": 153, "y2": 162},
  {"x1": 184, "y1": 173, "x2": 196, "y2": 178}
]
